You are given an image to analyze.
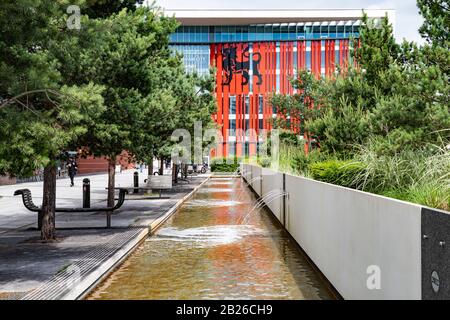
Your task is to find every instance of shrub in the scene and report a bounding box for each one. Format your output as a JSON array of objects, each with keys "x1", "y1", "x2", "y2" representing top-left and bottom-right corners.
[
  {"x1": 210, "y1": 157, "x2": 240, "y2": 173},
  {"x1": 309, "y1": 159, "x2": 367, "y2": 188},
  {"x1": 292, "y1": 149, "x2": 329, "y2": 176},
  {"x1": 257, "y1": 156, "x2": 271, "y2": 168}
]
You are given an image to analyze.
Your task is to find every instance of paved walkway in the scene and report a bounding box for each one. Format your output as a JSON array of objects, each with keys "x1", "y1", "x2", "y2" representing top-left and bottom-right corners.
[{"x1": 0, "y1": 170, "x2": 208, "y2": 299}]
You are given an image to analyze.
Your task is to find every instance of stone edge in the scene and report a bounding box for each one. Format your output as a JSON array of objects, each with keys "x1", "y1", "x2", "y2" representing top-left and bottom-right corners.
[{"x1": 70, "y1": 177, "x2": 210, "y2": 300}]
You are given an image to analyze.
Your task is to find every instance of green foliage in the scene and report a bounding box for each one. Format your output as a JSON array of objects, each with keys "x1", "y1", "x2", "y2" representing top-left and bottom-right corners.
[
  {"x1": 210, "y1": 157, "x2": 240, "y2": 173},
  {"x1": 306, "y1": 97, "x2": 370, "y2": 155},
  {"x1": 291, "y1": 148, "x2": 329, "y2": 176},
  {"x1": 260, "y1": 3, "x2": 450, "y2": 211},
  {"x1": 309, "y1": 160, "x2": 367, "y2": 188},
  {"x1": 257, "y1": 156, "x2": 271, "y2": 168},
  {"x1": 417, "y1": 0, "x2": 449, "y2": 48},
  {"x1": 0, "y1": 0, "x2": 105, "y2": 176},
  {"x1": 84, "y1": 0, "x2": 144, "y2": 18}
]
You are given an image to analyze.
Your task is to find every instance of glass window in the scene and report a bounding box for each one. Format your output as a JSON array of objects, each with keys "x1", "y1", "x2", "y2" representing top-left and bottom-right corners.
[
  {"x1": 264, "y1": 25, "x2": 272, "y2": 41},
  {"x1": 229, "y1": 26, "x2": 236, "y2": 42},
  {"x1": 335, "y1": 40, "x2": 340, "y2": 68},
  {"x1": 245, "y1": 96, "x2": 250, "y2": 114},
  {"x1": 273, "y1": 25, "x2": 281, "y2": 41},
  {"x1": 229, "y1": 119, "x2": 236, "y2": 130},
  {"x1": 256, "y1": 26, "x2": 264, "y2": 41},
  {"x1": 305, "y1": 25, "x2": 312, "y2": 39},
  {"x1": 312, "y1": 25, "x2": 321, "y2": 39},
  {"x1": 297, "y1": 25, "x2": 305, "y2": 39},
  {"x1": 321, "y1": 40, "x2": 326, "y2": 76},
  {"x1": 330, "y1": 25, "x2": 337, "y2": 38},
  {"x1": 294, "y1": 50, "x2": 298, "y2": 73},
  {"x1": 281, "y1": 25, "x2": 289, "y2": 40},
  {"x1": 228, "y1": 142, "x2": 236, "y2": 156},
  {"x1": 320, "y1": 25, "x2": 328, "y2": 38},
  {"x1": 259, "y1": 119, "x2": 263, "y2": 129},
  {"x1": 249, "y1": 25, "x2": 256, "y2": 41},
  {"x1": 241, "y1": 26, "x2": 249, "y2": 42},
  {"x1": 337, "y1": 25, "x2": 345, "y2": 38},
  {"x1": 230, "y1": 96, "x2": 236, "y2": 114},
  {"x1": 306, "y1": 41, "x2": 312, "y2": 70},
  {"x1": 288, "y1": 25, "x2": 296, "y2": 40},
  {"x1": 258, "y1": 96, "x2": 263, "y2": 114}
]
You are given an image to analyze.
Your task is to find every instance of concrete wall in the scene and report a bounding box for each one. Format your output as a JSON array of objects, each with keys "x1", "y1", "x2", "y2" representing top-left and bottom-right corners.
[
  {"x1": 242, "y1": 164, "x2": 423, "y2": 300},
  {"x1": 261, "y1": 168, "x2": 284, "y2": 223}
]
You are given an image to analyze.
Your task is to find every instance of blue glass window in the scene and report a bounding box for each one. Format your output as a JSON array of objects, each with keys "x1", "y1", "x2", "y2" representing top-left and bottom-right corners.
[
  {"x1": 230, "y1": 96, "x2": 236, "y2": 114},
  {"x1": 321, "y1": 40, "x2": 326, "y2": 76},
  {"x1": 256, "y1": 25, "x2": 264, "y2": 41},
  {"x1": 273, "y1": 25, "x2": 281, "y2": 41},
  {"x1": 258, "y1": 96, "x2": 263, "y2": 114},
  {"x1": 169, "y1": 23, "x2": 360, "y2": 44},
  {"x1": 297, "y1": 25, "x2": 305, "y2": 39},
  {"x1": 264, "y1": 25, "x2": 272, "y2": 41},
  {"x1": 229, "y1": 119, "x2": 236, "y2": 130},
  {"x1": 249, "y1": 25, "x2": 256, "y2": 41},
  {"x1": 228, "y1": 142, "x2": 236, "y2": 156},
  {"x1": 288, "y1": 25, "x2": 297, "y2": 40},
  {"x1": 281, "y1": 25, "x2": 289, "y2": 40},
  {"x1": 245, "y1": 96, "x2": 250, "y2": 114},
  {"x1": 335, "y1": 40, "x2": 340, "y2": 68},
  {"x1": 306, "y1": 41, "x2": 312, "y2": 71}
]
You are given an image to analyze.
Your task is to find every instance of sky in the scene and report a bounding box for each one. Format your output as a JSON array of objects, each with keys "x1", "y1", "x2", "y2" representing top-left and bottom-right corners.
[{"x1": 153, "y1": 0, "x2": 424, "y2": 44}]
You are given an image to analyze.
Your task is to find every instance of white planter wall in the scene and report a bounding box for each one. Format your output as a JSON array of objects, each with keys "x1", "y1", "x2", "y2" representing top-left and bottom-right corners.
[
  {"x1": 261, "y1": 168, "x2": 284, "y2": 223},
  {"x1": 250, "y1": 165, "x2": 262, "y2": 196},
  {"x1": 242, "y1": 164, "x2": 422, "y2": 300}
]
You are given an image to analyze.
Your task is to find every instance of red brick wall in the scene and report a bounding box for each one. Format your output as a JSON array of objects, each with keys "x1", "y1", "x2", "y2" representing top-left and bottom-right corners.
[
  {"x1": 77, "y1": 151, "x2": 136, "y2": 174},
  {"x1": 0, "y1": 175, "x2": 16, "y2": 185}
]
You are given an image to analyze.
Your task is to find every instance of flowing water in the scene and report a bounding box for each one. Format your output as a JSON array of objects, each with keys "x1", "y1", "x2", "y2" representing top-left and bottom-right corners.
[{"x1": 87, "y1": 178, "x2": 334, "y2": 300}]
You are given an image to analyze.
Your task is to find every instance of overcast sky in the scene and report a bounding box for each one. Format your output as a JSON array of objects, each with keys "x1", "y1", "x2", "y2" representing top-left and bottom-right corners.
[{"x1": 154, "y1": 0, "x2": 424, "y2": 44}]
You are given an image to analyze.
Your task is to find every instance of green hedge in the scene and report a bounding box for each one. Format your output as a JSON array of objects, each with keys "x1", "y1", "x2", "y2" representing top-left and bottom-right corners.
[
  {"x1": 309, "y1": 160, "x2": 366, "y2": 189},
  {"x1": 210, "y1": 157, "x2": 240, "y2": 172}
]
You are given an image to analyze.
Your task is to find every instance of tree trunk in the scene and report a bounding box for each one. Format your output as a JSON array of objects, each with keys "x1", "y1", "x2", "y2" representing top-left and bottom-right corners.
[
  {"x1": 148, "y1": 162, "x2": 152, "y2": 176},
  {"x1": 159, "y1": 158, "x2": 164, "y2": 175},
  {"x1": 41, "y1": 164, "x2": 57, "y2": 241},
  {"x1": 172, "y1": 163, "x2": 177, "y2": 183},
  {"x1": 107, "y1": 156, "x2": 116, "y2": 208}
]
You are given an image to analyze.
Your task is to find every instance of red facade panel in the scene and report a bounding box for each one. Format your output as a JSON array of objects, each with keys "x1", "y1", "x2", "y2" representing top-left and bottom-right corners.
[{"x1": 211, "y1": 40, "x2": 352, "y2": 156}]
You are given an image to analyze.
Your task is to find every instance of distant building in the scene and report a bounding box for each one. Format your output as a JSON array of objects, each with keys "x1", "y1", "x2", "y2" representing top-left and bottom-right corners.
[{"x1": 167, "y1": 9, "x2": 395, "y2": 156}]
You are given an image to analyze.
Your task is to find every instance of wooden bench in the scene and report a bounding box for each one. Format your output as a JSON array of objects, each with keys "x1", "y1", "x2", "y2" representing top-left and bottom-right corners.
[{"x1": 14, "y1": 188, "x2": 128, "y2": 229}]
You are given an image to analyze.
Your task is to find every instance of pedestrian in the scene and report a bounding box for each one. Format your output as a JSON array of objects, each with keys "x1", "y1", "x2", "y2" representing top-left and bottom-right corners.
[{"x1": 67, "y1": 157, "x2": 78, "y2": 187}]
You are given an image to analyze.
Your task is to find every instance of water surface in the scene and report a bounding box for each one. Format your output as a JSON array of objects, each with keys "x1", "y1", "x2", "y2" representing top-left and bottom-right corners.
[{"x1": 88, "y1": 178, "x2": 334, "y2": 300}]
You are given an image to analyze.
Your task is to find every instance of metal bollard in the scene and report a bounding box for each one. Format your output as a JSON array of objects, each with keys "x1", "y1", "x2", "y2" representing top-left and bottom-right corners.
[
  {"x1": 82, "y1": 178, "x2": 90, "y2": 208},
  {"x1": 134, "y1": 171, "x2": 139, "y2": 194}
]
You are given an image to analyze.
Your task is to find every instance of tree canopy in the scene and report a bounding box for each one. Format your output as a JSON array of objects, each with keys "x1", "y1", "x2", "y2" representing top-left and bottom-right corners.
[{"x1": 0, "y1": 1, "x2": 216, "y2": 239}]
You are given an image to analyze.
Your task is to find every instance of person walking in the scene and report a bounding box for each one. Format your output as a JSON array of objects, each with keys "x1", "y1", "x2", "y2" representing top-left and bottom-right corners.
[{"x1": 67, "y1": 157, "x2": 78, "y2": 187}]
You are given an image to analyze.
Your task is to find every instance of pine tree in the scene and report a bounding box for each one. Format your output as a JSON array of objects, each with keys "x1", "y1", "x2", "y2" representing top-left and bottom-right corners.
[{"x1": 0, "y1": 0, "x2": 105, "y2": 240}]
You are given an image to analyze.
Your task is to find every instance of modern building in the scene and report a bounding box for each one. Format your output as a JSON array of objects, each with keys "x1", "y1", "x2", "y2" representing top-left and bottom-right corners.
[{"x1": 167, "y1": 9, "x2": 395, "y2": 157}]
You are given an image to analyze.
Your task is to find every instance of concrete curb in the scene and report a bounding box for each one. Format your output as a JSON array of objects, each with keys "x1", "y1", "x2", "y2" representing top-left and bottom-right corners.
[
  {"x1": 69, "y1": 227, "x2": 149, "y2": 300},
  {"x1": 75, "y1": 177, "x2": 210, "y2": 300}
]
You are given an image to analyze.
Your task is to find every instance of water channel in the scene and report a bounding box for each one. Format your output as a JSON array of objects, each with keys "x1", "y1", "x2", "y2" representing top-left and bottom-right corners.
[{"x1": 87, "y1": 177, "x2": 335, "y2": 300}]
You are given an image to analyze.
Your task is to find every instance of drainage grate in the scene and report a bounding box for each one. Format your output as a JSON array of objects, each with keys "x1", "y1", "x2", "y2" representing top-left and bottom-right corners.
[{"x1": 21, "y1": 227, "x2": 146, "y2": 300}]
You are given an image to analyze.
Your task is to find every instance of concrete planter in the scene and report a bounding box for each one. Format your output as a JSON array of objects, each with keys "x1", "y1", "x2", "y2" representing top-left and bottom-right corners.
[{"x1": 241, "y1": 164, "x2": 450, "y2": 300}]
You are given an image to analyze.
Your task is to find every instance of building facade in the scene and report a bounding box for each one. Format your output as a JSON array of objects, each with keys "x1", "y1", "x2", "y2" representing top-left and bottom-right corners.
[{"x1": 167, "y1": 9, "x2": 395, "y2": 157}]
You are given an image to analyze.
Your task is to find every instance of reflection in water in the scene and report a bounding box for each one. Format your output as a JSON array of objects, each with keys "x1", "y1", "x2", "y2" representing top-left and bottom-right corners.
[{"x1": 87, "y1": 178, "x2": 334, "y2": 300}]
